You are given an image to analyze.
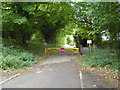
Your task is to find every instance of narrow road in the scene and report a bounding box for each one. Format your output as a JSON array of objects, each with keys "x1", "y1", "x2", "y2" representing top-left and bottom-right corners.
[
  {"x1": 2, "y1": 55, "x2": 115, "y2": 88},
  {"x1": 2, "y1": 55, "x2": 80, "y2": 88}
]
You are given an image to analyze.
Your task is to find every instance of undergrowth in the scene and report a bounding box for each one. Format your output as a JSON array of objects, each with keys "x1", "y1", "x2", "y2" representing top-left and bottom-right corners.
[
  {"x1": 82, "y1": 49, "x2": 119, "y2": 71},
  {"x1": 0, "y1": 42, "x2": 40, "y2": 71},
  {"x1": 0, "y1": 40, "x2": 61, "y2": 72}
]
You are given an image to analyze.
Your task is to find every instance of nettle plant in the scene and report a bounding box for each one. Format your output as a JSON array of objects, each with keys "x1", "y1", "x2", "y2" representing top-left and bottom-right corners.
[
  {"x1": 82, "y1": 49, "x2": 119, "y2": 70},
  {"x1": 1, "y1": 43, "x2": 40, "y2": 71}
]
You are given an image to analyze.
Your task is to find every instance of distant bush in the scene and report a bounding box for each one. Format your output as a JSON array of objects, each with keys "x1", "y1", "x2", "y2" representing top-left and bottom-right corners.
[
  {"x1": 67, "y1": 37, "x2": 72, "y2": 44},
  {"x1": 82, "y1": 49, "x2": 119, "y2": 70},
  {"x1": 102, "y1": 40, "x2": 120, "y2": 49},
  {"x1": 1, "y1": 43, "x2": 40, "y2": 71}
]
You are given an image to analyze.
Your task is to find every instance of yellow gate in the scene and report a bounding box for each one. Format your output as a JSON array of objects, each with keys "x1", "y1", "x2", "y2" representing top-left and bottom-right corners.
[{"x1": 45, "y1": 48, "x2": 79, "y2": 54}]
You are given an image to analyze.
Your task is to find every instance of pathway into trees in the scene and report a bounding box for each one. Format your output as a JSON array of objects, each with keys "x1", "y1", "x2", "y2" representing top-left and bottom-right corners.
[{"x1": 1, "y1": 1, "x2": 119, "y2": 89}]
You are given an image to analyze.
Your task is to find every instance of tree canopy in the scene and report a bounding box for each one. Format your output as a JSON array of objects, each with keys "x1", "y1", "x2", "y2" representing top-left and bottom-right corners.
[
  {"x1": 2, "y1": 2, "x2": 74, "y2": 45},
  {"x1": 2, "y1": 2, "x2": 120, "y2": 48}
]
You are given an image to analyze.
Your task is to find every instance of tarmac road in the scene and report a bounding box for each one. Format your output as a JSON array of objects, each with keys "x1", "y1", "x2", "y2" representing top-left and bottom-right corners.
[
  {"x1": 2, "y1": 55, "x2": 80, "y2": 88},
  {"x1": 2, "y1": 55, "x2": 115, "y2": 88}
]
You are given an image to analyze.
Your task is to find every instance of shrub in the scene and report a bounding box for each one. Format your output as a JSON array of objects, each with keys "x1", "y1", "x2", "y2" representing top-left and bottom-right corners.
[
  {"x1": 82, "y1": 49, "x2": 119, "y2": 70},
  {"x1": 1, "y1": 43, "x2": 40, "y2": 71}
]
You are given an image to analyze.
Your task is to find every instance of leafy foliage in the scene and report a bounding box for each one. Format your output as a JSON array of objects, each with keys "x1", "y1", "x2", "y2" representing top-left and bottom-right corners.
[
  {"x1": 82, "y1": 49, "x2": 119, "y2": 70},
  {"x1": 1, "y1": 42, "x2": 40, "y2": 71},
  {"x1": 67, "y1": 37, "x2": 72, "y2": 44},
  {"x1": 73, "y1": 2, "x2": 120, "y2": 48},
  {"x1": 2, "y1": 2, "x2": 74, "y2": 45},
  {"x1": 2, "y1": 2, "x2": 119, "y2": 48}
]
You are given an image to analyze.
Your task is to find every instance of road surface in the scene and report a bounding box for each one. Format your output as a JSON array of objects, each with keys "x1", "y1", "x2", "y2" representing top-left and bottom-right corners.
[{"x1": 1, "y1": 55, "x2": 115, "y2": 88}]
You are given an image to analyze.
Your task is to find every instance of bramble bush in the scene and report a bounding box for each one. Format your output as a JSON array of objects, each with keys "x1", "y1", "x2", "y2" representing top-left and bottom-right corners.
[
  {"x1": 1, "y1": 43, "x2": 40, "y2": 71},
  {"x1": 82, "y1": 49, "x2": 119, "y2": 70}
]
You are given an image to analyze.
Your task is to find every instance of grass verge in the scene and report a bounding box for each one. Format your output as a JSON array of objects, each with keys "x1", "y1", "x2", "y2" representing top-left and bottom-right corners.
[
  {"x1": 1, "y1": 41, "x2": 41, "y2": 72},
  {"x1": 78, "y1": 48, "x2": 119, "y2": 79}
]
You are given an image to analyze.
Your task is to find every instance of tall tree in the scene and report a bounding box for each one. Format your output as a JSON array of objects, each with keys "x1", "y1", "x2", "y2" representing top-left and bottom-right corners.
[
  {"x1": 2, "y1": 2, "x2": 74, "y2": 44},
  {"x1": 2, "y1": 2, "x2": 37, "y2": 45}
]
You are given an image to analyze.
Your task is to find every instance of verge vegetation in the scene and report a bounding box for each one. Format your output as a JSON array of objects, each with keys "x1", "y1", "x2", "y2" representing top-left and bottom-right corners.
[
  {"x1": 82, "y1": 49, "x2": 119, "y2": 71},
  {"x1": 1, "y1": 41, "x2": 40, "y2": 71},
  {"x1": 0, "y1": 39, "x2": 63, "y2": 72}
]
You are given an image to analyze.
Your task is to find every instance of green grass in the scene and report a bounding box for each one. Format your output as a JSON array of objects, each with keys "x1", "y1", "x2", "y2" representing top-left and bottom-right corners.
[
  {"x1": 1, "y1": 42, "x2": 40, "y2": 71},
  {"x1": 82, "y1": 49, "x2": 119, "y2": 71}
]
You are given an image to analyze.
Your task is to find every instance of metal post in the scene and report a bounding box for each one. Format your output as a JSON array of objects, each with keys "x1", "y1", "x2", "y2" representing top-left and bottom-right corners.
[
  {"x1": 89, "y1": 44, "x2": 91, "y2": 53},
  {"x1": 45, "y1": 48, "x2": 47, "y2": 54}
]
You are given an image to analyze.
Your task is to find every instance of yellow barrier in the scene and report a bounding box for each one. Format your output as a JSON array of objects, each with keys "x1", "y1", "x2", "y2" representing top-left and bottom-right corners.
[{"x1": 45, "y1": 48, "x2": 79, "y2": 54}]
